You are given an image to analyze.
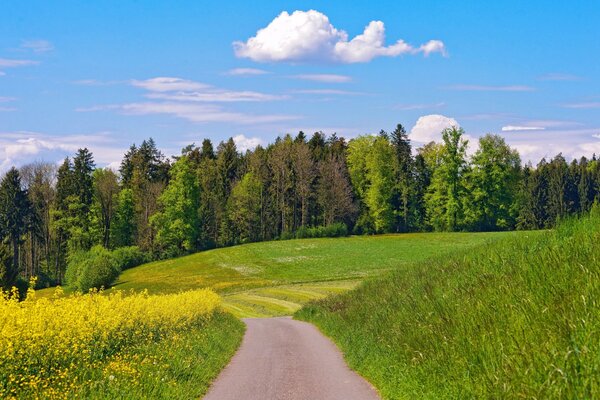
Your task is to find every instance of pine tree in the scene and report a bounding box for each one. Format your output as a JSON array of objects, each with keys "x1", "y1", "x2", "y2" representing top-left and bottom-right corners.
[
  {"x1": 0, "y1": 168, "x2": 32, "y2": 288},
  {"x1": 390, "y1": 124, "x2": 413, "y2": 232}
]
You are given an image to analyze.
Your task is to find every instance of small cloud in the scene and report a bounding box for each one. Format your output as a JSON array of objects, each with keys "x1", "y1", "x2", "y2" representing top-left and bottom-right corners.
[
  {"x1": 72, "y1": 79, "x2": 122, "y2": 86},
  {"x1": 502, "y1": 125, "x2": 545, "y2": 132},
  {"x1": 0, "y1": 97, "x2": 15, "y2": 103},
  {"x1": 592, "y1": 133, "x2": 600, "y2": 139},
  {"x1": 0, "y1": 71, "x2": 5, "y2": 76},
  {"x1": 21, "y1": 39, "x2": 54, "y2": 53},
  {"x1": 562, "y1": 102, "x2": 600, "y2": 109},
  {"x1": 292, "y1": 74, "x2": 351, "y2": 83},
  {"x1": 225, "y1": 68, "x2": 270, "y2": 76},
  {"x1": 395, "y1": 102, "x2": 445, "y2": 111},
  {"x1": 233, "y1": 134, "x2": 264, "y2": 152},
  {"x1": 233, "y1": 10, "x2": 446, "y2": 63},
  {"x1": 538, "y1": 73, "x2": 581, "y2": 81},
  {"x1": 445, "y1": 84, "x2": 534, "y2": 92},
  {"x1": 293, "y1": 89, "x2": 363, "y2": 95},
  {"x1": 131, "y1": 77, "x2": 209, "y2": 92},
  {"x1": 146, "y1": 90, "x2": 285, "y2": 103},
  {"x1": 410, "y1": 114, "x2": 460, "y2": 143},
  {"x1": 0, "y1": 58, "x2": 39, "y2": 68}
]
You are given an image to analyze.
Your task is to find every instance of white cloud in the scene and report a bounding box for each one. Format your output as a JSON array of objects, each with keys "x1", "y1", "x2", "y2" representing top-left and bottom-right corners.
[
  {"x1": 446, "y1": 84, "x2": 534, "y2": 92},
  {"x1": 292, "y1": 74, "x2": 351, "y2": 83},
  {"x1": 410, "y1": 114, "x2": 460, "y2": 143},
  {"x1": 233, "y1": 10, "x2": 446, "y2": 63},
  {"x1": 538, "y1": 73, "x2": 581, "y2": 81},
  {"x1": 146, "y1": 90, "x2": 285, "y2": 102},
  {"x1": 0, "y1": 58, "x2": 38, "y2": 75},
  {"x1": 119, "y1": 102, "x2": 298, "y2": 124},
  {"x1": 226, "y1": 68, "x2": 269, "y2": 76},
  {"x1": 294, "y1": 89, "x2": 362, "y2": 95},
  {"x1": 0, "y1": 132, "x2": 124, "y2": 174},
  {"x1": 21, "y1": 39, "x2": 54, "y2": 53},
  {"x1": 502, "y1": 125, "x2": 545, "y2": 132},
  {"x1": 233, "y1": 134, "x2": 264, "y2": 152},
  {"x1": 562, "y1": 102, "x2": 600, "y2": 109},
  {"x1": 131, "y1": 77, "x2": 209, "y2": 92}
]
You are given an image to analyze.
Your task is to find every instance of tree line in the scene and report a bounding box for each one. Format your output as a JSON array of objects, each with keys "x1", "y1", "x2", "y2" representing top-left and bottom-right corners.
[{"x1": 1, "y1": 126, "x2": 600, "y2": 289}]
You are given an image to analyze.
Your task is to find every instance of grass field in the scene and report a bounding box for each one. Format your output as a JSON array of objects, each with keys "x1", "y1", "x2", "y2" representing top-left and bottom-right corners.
[
  {"x1": 297, "y1": 214, "x2": 599, "y2": 399},
  {"x1": 106, "y1": 231, "x2": 518, "y2": 317}
]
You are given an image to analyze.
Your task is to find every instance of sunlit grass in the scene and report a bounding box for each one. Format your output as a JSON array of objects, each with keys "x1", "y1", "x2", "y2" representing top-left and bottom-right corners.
[{"x1": 297, "y1": 214, "x2": 598, "y2": 398}]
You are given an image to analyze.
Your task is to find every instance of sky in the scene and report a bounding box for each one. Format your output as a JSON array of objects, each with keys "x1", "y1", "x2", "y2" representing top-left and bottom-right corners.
[{"x1": 1, "y1": 1, "x2": 599, "y2": 172}]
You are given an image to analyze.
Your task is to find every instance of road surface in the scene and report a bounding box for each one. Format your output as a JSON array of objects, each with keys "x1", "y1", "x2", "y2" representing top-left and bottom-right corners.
[{"x1": 204, "y1": 317, "x2": 380, "y2": 400}]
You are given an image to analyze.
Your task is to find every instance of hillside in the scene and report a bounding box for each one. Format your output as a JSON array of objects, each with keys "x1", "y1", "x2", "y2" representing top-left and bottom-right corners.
[
  {"x1": 297, "y1": 212, "x2": 600, "y2": 399},
  {"x1": 110, "y1": 231, "x2": 518, "y2": 317}
]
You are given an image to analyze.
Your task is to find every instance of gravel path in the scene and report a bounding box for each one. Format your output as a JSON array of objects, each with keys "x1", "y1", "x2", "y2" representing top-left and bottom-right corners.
[{"x1": 204, "y1": 317, "x2": 380, "y2": 400}]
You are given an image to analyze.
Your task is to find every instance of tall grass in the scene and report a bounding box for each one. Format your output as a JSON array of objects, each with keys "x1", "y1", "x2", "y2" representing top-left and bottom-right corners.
[{"x1": 297, "y1": 209, "x2": 600, "y2": 399}]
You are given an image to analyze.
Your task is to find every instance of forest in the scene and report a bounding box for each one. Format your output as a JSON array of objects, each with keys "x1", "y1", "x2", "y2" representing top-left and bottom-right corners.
[{"x1": 1, "y1": 124, "x2": 599, "y2": 291}]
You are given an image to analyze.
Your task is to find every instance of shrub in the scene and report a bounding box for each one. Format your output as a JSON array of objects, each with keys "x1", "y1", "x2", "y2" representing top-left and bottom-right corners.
[
  {"x1": 293, "y1": 223, "x2": 349, "y2": 240},
  {"x1": 112, "y1": 246, "x2": 148, "y2": 270},
  {"x1": 66, "y1": 246, "x2": 121, "y2": 292}
]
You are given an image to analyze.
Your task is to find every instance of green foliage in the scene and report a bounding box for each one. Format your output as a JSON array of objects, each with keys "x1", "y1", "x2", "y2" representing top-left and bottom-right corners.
[
  {"x1": 111, "y1": 188, "x2": 137, "y2": 248},
  {"x1": 224, "y1": 172, "x2": 263, "y2": 244},
  {"x1": 66, "y1": 246, "x2": 121, "y2": 291},
  {"x1": 294, "y1": 223, "x2": 348, "y2": 239},
  {"x1": 347, "y1": 135, "x2": 397, "y2": 233},
  {"x1": 151, "y1": 156, "x2": 200, "y2": 258},
  {"x1": 298, "y1": 211, "x2": 600, "y2": 399},
  {"x1": 0, "y1": 167, "x2": 32, "y2": 287},
  {"x1": 111, "y1": 246, "x2": 148, "y2": 270},
  {"x1": 463, "y1": 134, "x2": 521, "y2": 230},
  {"x1": 425, "y1": 126, "x2": 469, "y2": 231}
]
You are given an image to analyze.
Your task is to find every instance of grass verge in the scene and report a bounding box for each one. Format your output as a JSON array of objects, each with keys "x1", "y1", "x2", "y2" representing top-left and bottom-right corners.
[{"x1": 297, "y1": 213, "x2": 599, "y2": 399}]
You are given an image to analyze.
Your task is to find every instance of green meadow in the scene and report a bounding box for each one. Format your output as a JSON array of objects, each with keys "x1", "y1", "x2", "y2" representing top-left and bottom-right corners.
[{"x1": 108, "y1": 231, "x2": 517, "y2": 317}]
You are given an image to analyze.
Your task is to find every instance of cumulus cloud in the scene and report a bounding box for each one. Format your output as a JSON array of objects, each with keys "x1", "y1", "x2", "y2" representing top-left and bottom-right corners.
[
  {"x1": 233, "y1": 134, "x2": 264, "y2": 152},
  {"x1": 0, "y1": 132, "x2": 123, "y2": 174},
  {"x1": 21, "y1": 39, "x2": 54, "y2": 53},
  {"x1": 410, "y1": 114, "x2": 460, "y2": 143},
  {"x1": 233, "y1": 10, "x2": 446, "y2": 63},
  {"x1": 225, "y1": 68, "x2": 270, "y2": 76},
  {"x1": 292, "y1": 74, "x2": 351, "y2": 83}
]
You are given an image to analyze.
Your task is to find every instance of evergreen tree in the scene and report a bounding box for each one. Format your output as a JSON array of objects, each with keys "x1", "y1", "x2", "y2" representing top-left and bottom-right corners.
[
  {"x1": 0, "y1": 168, "x2": 32, "y2": 287},
  {"x1": 390, "y1": 123, "x2": 413, "y2": 232},
  {"x1": 111, "y1": 188, "x2": 137, "y2": 247}
]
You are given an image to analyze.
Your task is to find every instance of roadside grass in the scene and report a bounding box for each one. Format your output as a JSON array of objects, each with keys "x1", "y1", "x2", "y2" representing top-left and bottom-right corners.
[
  {"x1": 297, "y1": 214, "x2": 599, "y2": 399},
  {"x1": 74, "y1": 312, "x2": 244, "y2": 399},
  {"x1": 75, "y1": 231, "x2": 518, "y2": 317}
]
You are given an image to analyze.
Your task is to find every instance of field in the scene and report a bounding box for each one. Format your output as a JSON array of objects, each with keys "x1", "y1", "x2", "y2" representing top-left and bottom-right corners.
[
  {"x1": 0, "y1": 287, "x2": 244, "y2": 399},
  {"x1": 297, "y1": 214, "x2": 600, "y2": 399},
  {"x1": 109, "y1": 231, "x2": 517, "y2": 317}
]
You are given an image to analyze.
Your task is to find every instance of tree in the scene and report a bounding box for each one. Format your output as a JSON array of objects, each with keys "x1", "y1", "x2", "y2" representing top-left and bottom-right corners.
[
  {"x1": 0, "y1": 168, "x2": 32, "y2": 288},
  {"x1": 317, "y1": 154, "x2": 356, "y2": 226},
  {"x1": 463, "y1": 134, "x2": 521, "y2": 231},
  {"x1": 111, "y1": 188, "x2": 137, "y2": 248},
  {"x1": 225, "y1": 172, "x2": 263, "y2": 243},
  {"x1": 91, "y1": 169, "x2": 119, "y2": 247},
  {"x1": 425, "y1": 126, "x2": 469, "y2": 231},
  {"x1": 292, "y1": 140, "x2": 315, "y2": 227},
  {"x1": 151, "y1": 156, "x2": 200, "y2": 256},
  {"x1": 390, "y1": 124, "x2": 414, "y2": 232}
]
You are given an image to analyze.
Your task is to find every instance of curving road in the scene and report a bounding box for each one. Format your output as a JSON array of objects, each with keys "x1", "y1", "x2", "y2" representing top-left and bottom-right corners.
[{"x1": 204, "y1": 317, "x2": 380, "y2": 400}]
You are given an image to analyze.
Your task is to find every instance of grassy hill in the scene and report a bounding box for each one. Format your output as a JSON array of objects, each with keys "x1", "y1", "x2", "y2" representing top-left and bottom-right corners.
[
  {"x1": 297, "y1": 212, "x2": 600, "y2": 399},
  {"x1": 104, "y1": 231, "x2": 519, "y2": 317}
]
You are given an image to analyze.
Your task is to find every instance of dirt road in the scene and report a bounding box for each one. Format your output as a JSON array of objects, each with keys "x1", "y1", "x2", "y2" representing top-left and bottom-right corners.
[{"x1": 204, "y1": 317, "x2": 380, "y2": 400}]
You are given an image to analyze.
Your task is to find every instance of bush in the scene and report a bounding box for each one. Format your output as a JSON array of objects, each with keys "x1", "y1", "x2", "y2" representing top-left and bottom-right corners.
[
  {"x1": 294, "y1": 223, "x2": 349, "y2": 239},
  {"x1": 66, "y1": 246, "x2": 121, "y2": 292},
  {"x1": 112, "y1": 246, "x2": 148, "y2": 270}
]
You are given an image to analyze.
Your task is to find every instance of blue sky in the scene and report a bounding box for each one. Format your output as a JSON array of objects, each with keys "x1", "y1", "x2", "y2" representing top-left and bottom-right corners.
[{"x1": 1, "y1": 1, "x2": 599, "y2": 171}]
